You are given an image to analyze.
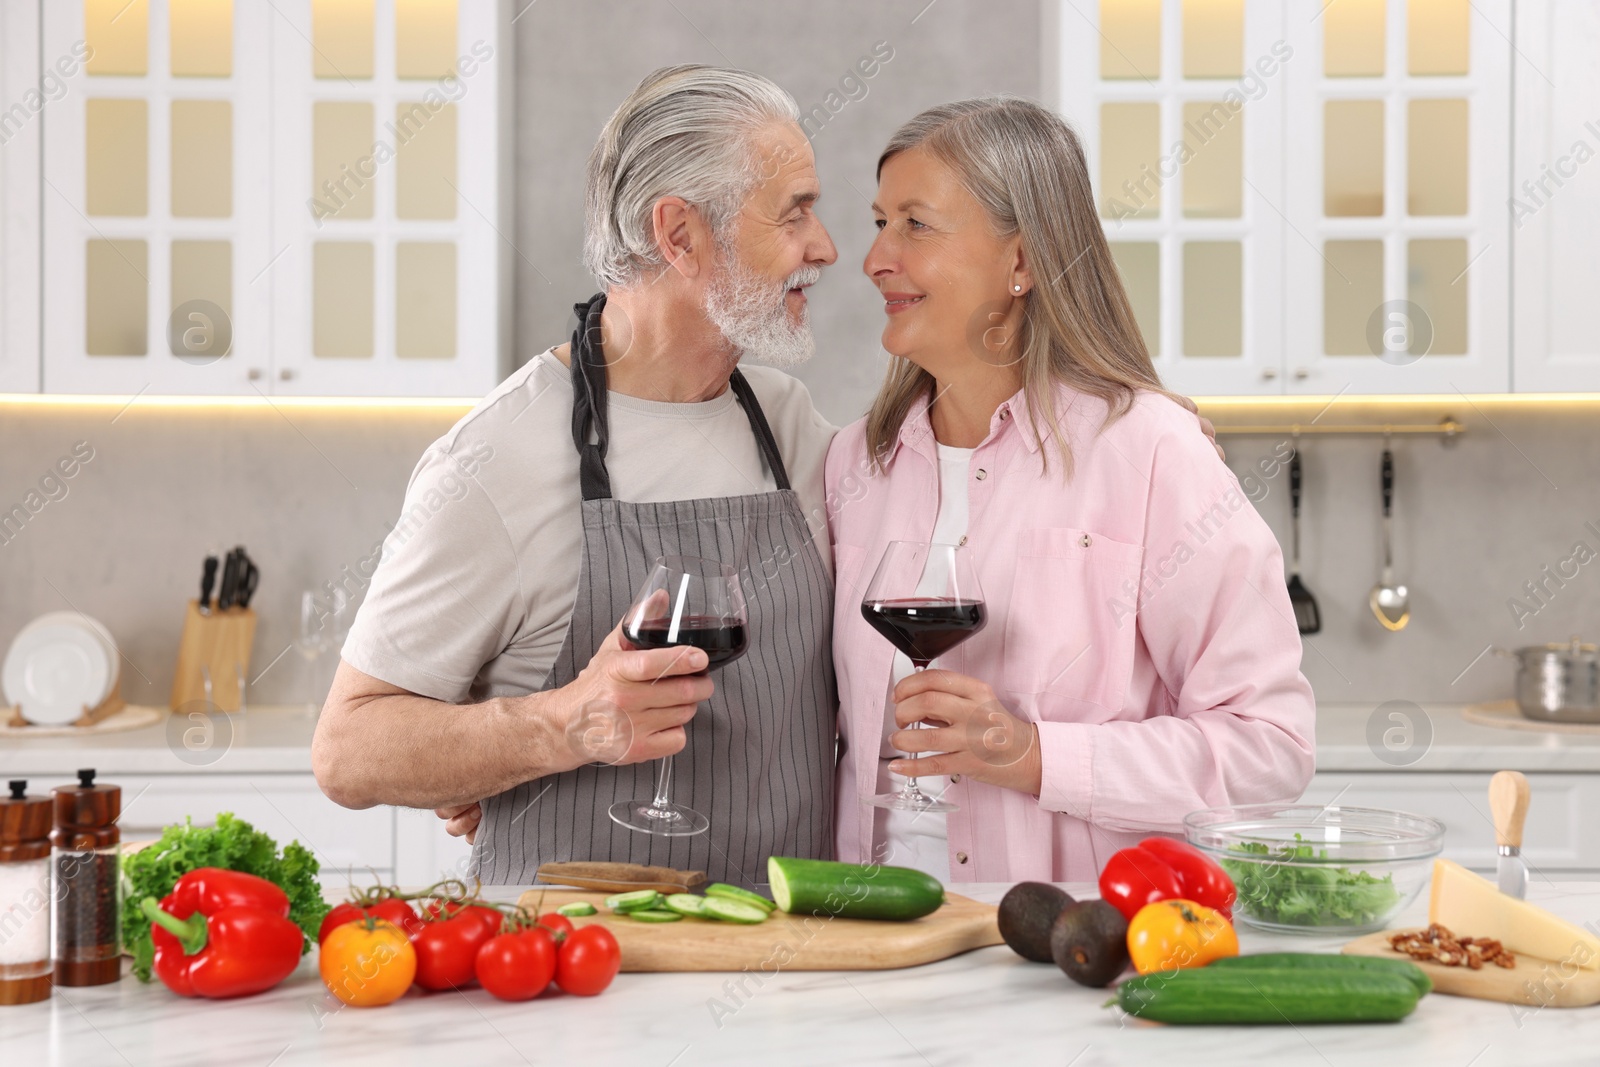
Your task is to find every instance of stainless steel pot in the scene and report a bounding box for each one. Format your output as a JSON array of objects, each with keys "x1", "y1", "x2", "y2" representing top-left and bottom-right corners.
[{"x1": 1495, "y1": 636, "x2": 1600, "y2": 723}]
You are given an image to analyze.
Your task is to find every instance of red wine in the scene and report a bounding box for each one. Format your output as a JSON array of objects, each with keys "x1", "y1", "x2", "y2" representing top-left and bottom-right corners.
[
  {"x1": 861, "y1": 598, "x2": 986, "y2": 668},
  {"x1": 627, "y1": 616, "x2": 749, "y2": 668}
]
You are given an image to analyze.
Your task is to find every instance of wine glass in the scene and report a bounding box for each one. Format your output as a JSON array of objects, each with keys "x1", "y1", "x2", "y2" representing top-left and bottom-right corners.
[
  {"x1": 608, "y1": 555, "x2": 749, "y2": 837},
  {"x1": 295, "y1": 590, "x2": 325, "y2": 715},
  {"x1": 860, "y1": 541, "x2": 986, "y2": 813}
]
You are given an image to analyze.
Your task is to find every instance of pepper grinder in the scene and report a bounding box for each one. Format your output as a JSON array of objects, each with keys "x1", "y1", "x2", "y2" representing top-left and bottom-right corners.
[
  {"x1": 51, "y1": 769, "x2": 121, "y2": 986},
  {"x1": 1, "y1": 780, "x2": 53, "y2": 1004}
]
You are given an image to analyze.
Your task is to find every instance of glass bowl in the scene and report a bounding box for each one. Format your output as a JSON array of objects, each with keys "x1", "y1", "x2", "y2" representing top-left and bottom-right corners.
[{"x1": 1184, "y1": 803, "x2": 1445, "y2": 936}]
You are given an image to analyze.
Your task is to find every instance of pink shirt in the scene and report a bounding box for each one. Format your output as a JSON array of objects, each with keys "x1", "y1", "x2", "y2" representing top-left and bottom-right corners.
[{"x1": 825, "y1": 383, "x2": 1316, "y2": 882}]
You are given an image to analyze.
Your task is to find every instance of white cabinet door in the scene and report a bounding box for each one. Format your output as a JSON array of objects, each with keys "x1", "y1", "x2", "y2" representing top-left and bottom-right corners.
[
  {"x1": 1302, "y1": 772, "x2": 1600, "y2": 876},
  {"x1": 116, "y1": 773, "x2": 397, "y2": 879},
  {"x1": 1512, "y1": 1, "x2": 1600, "y2": 393},
  {"x1": 0, "y1": 0, "x2": 42, "y2": 394}
]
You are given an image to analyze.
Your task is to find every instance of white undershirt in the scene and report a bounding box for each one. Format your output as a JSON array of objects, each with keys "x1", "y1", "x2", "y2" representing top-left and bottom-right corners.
[{"x1": 881, "y1": 443, "x2": 972, "y2": 883}]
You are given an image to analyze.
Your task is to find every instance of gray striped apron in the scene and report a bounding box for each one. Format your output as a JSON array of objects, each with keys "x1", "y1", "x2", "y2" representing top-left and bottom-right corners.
[{"x1": 472, "y1": 294, "x2": 835, "y2": 888}]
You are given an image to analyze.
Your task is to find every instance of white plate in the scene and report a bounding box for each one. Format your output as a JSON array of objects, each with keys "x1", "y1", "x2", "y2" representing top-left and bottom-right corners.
[{"x1": 3, "y1": 619, "x2": 114, "y2": 725}]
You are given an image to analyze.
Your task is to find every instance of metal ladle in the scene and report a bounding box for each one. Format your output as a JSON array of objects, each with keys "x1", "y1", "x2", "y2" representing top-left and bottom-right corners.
[{"x1": 1369, "y1": 441, "x2": 1410, "y2": 630}]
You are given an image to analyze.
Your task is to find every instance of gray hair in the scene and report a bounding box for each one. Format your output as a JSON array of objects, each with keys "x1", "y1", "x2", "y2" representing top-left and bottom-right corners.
[{"x1": 582, "y1": 65, "x2": 800, "y2": 289}]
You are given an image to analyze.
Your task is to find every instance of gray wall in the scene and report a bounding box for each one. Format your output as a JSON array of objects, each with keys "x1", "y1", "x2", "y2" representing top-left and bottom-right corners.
[{"x1": 2, "y1": 2, "x2": 1597, "y2": 716}]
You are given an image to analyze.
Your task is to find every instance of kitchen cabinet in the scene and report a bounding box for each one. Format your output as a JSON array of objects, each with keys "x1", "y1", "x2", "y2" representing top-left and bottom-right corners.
[
  {"x1": 0, "y1": 0, "x2": 41, "y2": 394},
  {"x1": 1511, "y1": 0, "x2": 1600, "y2": 393},
  {"x1": 1302, "y1": 771, "x2": 1600, "y2": 878}
]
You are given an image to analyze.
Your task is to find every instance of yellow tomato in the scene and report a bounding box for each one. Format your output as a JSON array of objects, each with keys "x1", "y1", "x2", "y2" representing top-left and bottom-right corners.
[
  {"x1": 320, "y1": 918, "x2": 417, "y2": 1007},
  {"x1": 1126, "y1": 898, "x2": 1239, "y2": 975}
]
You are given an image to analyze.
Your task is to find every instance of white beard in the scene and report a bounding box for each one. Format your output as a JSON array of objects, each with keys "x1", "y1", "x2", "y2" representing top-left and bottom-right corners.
[{"x1": 704, "y1": 256, "x2": 821, "y2": 369}]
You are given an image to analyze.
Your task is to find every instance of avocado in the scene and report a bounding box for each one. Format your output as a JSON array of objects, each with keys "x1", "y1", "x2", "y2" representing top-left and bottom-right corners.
[
  {"x1": 998, "y1": 882, "x2": 1075, "y2": 963},
  {"x1": 1050, "y1": 899, "x2": 1130, "y2": 988}
]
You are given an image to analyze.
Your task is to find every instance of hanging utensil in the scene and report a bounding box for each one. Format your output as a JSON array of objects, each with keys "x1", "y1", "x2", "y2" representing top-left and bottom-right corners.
[
  {"x1": 1369, "y1": 444, "x2": 1410, "y2": 631},
  {"x1": 1286, "y1": 444, "x2": 1320, "y2": 634},
  {"x1": 1489, "y1": 770, "x2": 1530, "y2": 899}
]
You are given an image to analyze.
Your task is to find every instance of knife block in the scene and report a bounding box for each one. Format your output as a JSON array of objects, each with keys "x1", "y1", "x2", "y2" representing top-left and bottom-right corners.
[{"x1": 170, "y1": 601, "x2": 256, "y2": 713}]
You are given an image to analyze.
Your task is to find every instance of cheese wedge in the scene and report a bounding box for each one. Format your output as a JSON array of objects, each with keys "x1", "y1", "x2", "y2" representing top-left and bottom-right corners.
[{"x1": 1429, "y1": 858, "x2": 1600, "y2": 969}]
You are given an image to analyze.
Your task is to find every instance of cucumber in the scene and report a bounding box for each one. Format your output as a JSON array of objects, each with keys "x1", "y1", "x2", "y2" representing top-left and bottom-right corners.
[
  {"x1": 605, "y1": 889, "x2": 662, "y2": 913},
  {"x1": 701, "y1": 897, "x2": 769, "y2": 924},
  {"x1": 556, "y1": 901, "x2": 597, "y2": 918},
  {"x1": 664, "y1": 893, "x2": 710, "y2": 918},
  {"x1": 766, "y1": 857, "x2": 944, "y2": 922},
  {"x1": 1117, "y1": 968, "x2": 1421, "y2": 1024},
  {"x1": 1209, "y1": 953, "x2": 1432, "y2": 996},
  {"x1": 704, "y1": 883, "x2": 777, "y2": 913},
  {"x1": 627, "y1": 908, "x2": 683, "y2": 923}
]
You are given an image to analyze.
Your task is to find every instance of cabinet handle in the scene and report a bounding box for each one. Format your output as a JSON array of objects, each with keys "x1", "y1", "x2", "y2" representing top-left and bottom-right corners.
[
  {"x1": 279, "y1": 369, "x2": 295, "y2": 381},
  {"x1": 1293, "y1": 367, "x2": 1310, "y2": 380},
  {"x1": 247, "y1": 367, "x2": 262, "y2": 381},
  {"x1": 1261, "y1": 368, "x2": 1278, "y2": 381}
]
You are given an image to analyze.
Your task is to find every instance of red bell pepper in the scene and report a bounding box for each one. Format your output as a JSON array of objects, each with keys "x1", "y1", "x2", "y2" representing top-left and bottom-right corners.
[
  {"x1": 140, "y1": 867, "x2": 306, "y2": 998},
  {"x1": 1098, "y1": 838, "x2": 1235, "y2": 922}
]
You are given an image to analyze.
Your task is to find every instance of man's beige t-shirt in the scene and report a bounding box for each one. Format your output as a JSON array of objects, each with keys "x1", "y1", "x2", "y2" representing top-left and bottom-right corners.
[{"x1": 342, "y1": 347, "x2": 837, "y2": 704}]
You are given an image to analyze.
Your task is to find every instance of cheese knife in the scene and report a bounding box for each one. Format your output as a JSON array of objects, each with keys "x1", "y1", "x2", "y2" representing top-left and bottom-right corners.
[{"x1": 1490, "y1": 769, "x2": 1530, "y2": 899}]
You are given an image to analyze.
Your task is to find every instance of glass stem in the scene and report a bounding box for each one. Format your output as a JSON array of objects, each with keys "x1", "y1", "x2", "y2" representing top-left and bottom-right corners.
[
  {"x1": 650, "y1": 755, "x2": 674, "y2": 811},
  {"x1": 903, "y1": 664, "x2": 926, "y2": 798}
]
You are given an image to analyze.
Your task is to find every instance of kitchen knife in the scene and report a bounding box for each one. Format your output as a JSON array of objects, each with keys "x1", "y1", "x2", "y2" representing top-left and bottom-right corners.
[
  {"x1": 236, "y1": 552, "x2": 259, "y2": 609},
  {"x1": 1490, "y1": 769, "x2": 1530, "y2": 899},
  {"x1": 216, "y1": 549, "x2": 240, "y2": 611},
  {"x1": 198, "y1": 555, "x2": 218, "y2": 614},
  {"x1": 534, "y1": 861, "x2": 707, "y2": 894}
]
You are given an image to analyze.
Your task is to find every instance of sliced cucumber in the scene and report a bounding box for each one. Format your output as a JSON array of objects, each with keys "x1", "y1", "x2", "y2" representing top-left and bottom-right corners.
[
  {"x1": 664, "y1": 893, "x2": 710, "y2": 917},
  {"x1": 767, "y1": 856, "x2": 944, "y2": 922},
  {"x1": 628, "y1": 908, "x2": 683, "y2": 923},
  {"x1": 701, "y1": 897, "x2": 770, "y2": 924},
  {"x1": 704, "y1": 883, "x2": 776, "y2": 913},
  {"x1": 556, "y1": 901, "x2": 597, "y2": 917},
  {"x1": 605, "y1": 889, "x2": 662, "y2": 913}
]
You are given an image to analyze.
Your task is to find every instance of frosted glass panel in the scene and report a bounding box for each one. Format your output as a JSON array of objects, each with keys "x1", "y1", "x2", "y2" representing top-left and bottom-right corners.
[
  {"x1": 1183, "y1": 242, "x2": 1242, "y2": 357},
  {"x1": 1100, "y1": 0, "x2": 1160, "y2": 80},
  {"x1": 170, "y1": 0, "x2": 232, "y2": 77},
  {"x1": 1099, "y1": 102, "x2": 1161, "y2": 220},
  {"x1": 1409, "y1": 0, "x2": 1469, "y2": 75},
  {"x1": 313, "y1": 102, "x2": 375, "y2": 220},
  {"x1": 395, "y1": 103, "x2": 457, "y2": 219},
  {"x1": 1408, "y1": 99, "x2": 1468, "y2": 216},
  {"x1": 171, "y1": 100, "x2": 232, "y2": 218},
  {"x1": 314, "y1": 242, "x2": 374, "y2": 358},
  {"x1": 1182, "y1": 102, "x2": 1242, "y2": 218},
  {"x1": 396, "y1": 243, "x2": 456, "y2": 359},
  {"x1": 86, "y1": 0, "x2": 148, "y2": 76},
  {"x1": 1324, "y1": 100, "x2": 1384, "y2": 217},
  {"x1": 396, "y1": 0, "x2": 458, "y2": 79},
  {"x1": 1110, "y1": 241, "x2": 1160, "y2": 359},
  {"x1": 170, "y1": 240, "x2": 232, "y2": 355},
  {"x1": 1182, "y1": 0, "x2": 1243, "y2": 79},
  {"x1": 313, "y1": 0, "x2": 375, "y2": 79},
  {"x1": 86, "y1": 239, "x2": 148, "y2": 356},
  {"x1": 1323, "y1": 240, "x2": 1384, "y2": 355},
  {"x1": 86, "y1": 99, "x2": 148, "y2": 217},
  {"x1": 1408, "y1": 239, "x2": 1468, "y2": 355},
  {"x1": 1324, "y1": 0, "x2": 1385, "y2": 76}
]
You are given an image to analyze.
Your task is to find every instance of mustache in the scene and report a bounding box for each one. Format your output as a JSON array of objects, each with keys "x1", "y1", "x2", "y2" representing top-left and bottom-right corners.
[{"x1": 781, "y1": 265, "x2": 823, "y2": 291}]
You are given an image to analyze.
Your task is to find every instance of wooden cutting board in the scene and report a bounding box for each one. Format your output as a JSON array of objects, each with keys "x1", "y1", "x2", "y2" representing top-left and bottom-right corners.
[
  {"x1": 515, "y1": 888, "x2": 1002, "y2": 972},
  {"x1": 1343, "y1": 930, "x2": 1600, "y2": 1007}
]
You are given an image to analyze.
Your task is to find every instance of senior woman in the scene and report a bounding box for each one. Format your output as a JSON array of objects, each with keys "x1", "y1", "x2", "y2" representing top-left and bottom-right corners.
[{"x1": 826, "y1": 97, "x2": 1316, "y2": 884}]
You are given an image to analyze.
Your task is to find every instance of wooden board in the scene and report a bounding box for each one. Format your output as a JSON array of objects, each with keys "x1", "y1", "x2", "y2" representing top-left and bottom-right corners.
[
  {"x1": 1343, "y1": 930, "x2": 1600, "y2": 1007},
  {"x1": 516, "y1": 888, "x2": 1002, "y2": 972}
]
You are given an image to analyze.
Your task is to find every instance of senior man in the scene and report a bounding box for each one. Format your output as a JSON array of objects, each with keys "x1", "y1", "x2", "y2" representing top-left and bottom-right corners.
[{"x1": 314, "y1": 65, "x2": 840, "y2": 886}]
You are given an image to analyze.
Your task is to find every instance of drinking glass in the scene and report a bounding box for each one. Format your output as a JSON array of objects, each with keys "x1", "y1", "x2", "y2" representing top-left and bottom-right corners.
[
  {"x1": 860, "y1": 541, "x2": 986, "y2": 813},
  {"x1": 608, "y1": 556, "x2": 749, "y2": 836}
]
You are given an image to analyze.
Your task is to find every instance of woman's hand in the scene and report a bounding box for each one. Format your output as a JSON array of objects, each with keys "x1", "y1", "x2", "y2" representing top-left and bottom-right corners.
[{"x1": 888, "y1": 669, "x2": 1042, "y2": 795}]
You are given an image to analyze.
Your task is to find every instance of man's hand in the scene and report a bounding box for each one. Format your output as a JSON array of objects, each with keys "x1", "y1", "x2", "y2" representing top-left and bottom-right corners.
[
  {"x1": 436, "y1": 801, "x2": 482, "y2": 843},
  {"x1": 1171, "y1": 392, "x2": 1224, "y2": 461},
  {"x1": 888, "y1": 669, "x2": 1042, "y2": 795}
]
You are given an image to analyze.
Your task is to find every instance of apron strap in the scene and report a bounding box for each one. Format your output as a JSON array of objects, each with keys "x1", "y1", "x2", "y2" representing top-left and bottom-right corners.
[{"x1": 568, "y1": 292, "x2": 794, "y2": 500}]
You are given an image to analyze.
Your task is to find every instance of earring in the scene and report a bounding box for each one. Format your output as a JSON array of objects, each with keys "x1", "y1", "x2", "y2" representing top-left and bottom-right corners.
[{"x1": 1013, "y1": 284, "x2": 1023, "y2": 293}]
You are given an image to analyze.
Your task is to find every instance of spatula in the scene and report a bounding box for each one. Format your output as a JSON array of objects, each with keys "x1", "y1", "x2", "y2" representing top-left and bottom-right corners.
[{"x1": 1287, "y1": 448, "x2": 1321, "y2": 634}]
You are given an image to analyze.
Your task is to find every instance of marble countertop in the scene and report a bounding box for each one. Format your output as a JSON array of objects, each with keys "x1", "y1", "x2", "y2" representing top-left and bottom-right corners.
[
  {"x1": 5, "y1": 702, "x2": 1600, "y2": 777},
  {"x1": 8, "y1": 880, "x2": 1600, "y2": 1066}
]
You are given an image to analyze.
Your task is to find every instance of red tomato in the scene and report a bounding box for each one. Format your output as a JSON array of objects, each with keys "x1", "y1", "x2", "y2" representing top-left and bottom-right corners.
[
  {"x1": 412, "y1": 905, "x2": 504, "y2": 991},
  {"x1": 368, "y1": 898, "x2": 424, "y2": 938},
  {"x1": 475, "y1": 927, "x2": 557, "y2": 1002},
  {"x1": 555, "y1": 925, "x2": 620, "y2": 996},
  {"x1": 538, "y1": 912, "x2": 574, "y2": 939},
  {"x1": 318, "y1": 902, "x2": 367, "y2": 944}
]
